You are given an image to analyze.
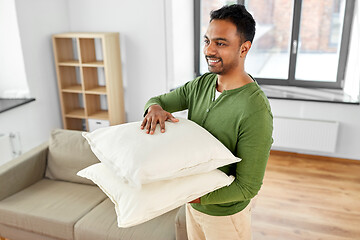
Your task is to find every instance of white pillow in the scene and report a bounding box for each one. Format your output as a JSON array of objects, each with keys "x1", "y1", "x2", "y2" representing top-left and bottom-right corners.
[
  {"x1": 77, "y1": 163, "x2": 234, "y2": 228},
  {"x1": 82, "y1": 118, "x2": 240, "y2": 187}
]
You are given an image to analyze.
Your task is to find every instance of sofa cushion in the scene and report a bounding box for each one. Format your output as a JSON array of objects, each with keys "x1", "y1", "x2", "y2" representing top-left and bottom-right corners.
[
  {"x1": 0, "y1": 223, "x2": 58, "y2": 240},
  {"x1": 74, "y1": 198, "x2": 179, "y2": 240},
  {"x1": 0, "y1": 179, "x2": 106, "y2": 240},
  {"x1": 45, "y1": 129, "x2": 100, "y2": 185}
]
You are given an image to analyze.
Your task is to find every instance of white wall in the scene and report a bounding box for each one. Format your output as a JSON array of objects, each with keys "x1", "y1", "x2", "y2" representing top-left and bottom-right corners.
[
  {"x1": 67, "y1": 0, "x2": 168, "y2": 122},
  {"x1": 169, "y1": 0, "x2": 195, "y2": 89},
  {"x1": 270, "y1": 100, "x2": 360, "y2": 160},
  {"x1": 0, "y1": 0, "x2": 69, "y2": 152},
  {"x1": 0, "y1": 0, "x2": 29, "y2": 98}
]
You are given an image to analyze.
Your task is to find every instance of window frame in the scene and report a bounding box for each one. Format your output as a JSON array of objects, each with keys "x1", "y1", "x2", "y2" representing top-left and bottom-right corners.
[{"x1": 194, "y1": 0, "x2": 355, "y2": 89}]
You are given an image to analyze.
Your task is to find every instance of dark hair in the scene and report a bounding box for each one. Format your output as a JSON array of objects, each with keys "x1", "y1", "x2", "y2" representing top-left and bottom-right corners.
[{"x1": 210, "y1": 4, "x2": 256, "y2": 43}]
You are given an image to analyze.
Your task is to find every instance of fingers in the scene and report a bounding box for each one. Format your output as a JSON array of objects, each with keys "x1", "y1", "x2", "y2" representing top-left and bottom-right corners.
[
  {"x1": 150, "y1": 119, "x2": 158, "y2": 135},
  {"x1": 159, "y1": 114, "x2": 178, "y2": 133},
  {"x1": 143, "y1": 117, "x2": 165, "y2": 134},
  {"x1": 168, "y1": 113, "x2": 179, "y2": 122},
  {"x1": 159, "y1": 120, "x2": 166, "y2": 133},
  {"x1": 142, "y1": 116, "x2": 159, "y2": 134},
  {"x1": 140, "y1": 118, "x2": 147, "y2": 130},
  {"x1": 141, "y1": 110, "x2": 179, "y2": 134},
  {"x1": 144, "y1": 118, "x2": 151, "y2": 134}
]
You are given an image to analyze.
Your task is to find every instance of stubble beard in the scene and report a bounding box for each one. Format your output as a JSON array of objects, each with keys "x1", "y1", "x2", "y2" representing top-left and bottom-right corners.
[
  {"x1": 207, "y1": 58, "x2": 238, "y2": 75},
  {"x1": 207, "y1": 59, "x2": 224, "y2": 74}
]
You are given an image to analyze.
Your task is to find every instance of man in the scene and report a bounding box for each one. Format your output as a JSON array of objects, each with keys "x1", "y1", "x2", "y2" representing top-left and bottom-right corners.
[{"x1": 141, "y1": 4, "x2": 273, "y2": 240}]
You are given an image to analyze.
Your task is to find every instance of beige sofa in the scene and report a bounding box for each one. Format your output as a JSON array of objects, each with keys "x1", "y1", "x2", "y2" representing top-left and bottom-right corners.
[{"x1": 0, "y1": 129, "x2": 188, "y2": 240}]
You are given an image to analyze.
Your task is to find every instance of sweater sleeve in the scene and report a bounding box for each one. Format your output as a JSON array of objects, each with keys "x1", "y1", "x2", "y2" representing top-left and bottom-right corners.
[
  {"x1": 143, "y1": 78, "x2": 199, "y2": 115},
  {"x1": 200, "y1": 108, "x2": 273, "y2": 205}
]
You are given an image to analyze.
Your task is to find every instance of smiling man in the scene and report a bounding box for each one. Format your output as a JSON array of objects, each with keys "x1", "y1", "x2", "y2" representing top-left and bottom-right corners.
[{"x1": 141, "y1": 4, "x2": 273, "y2": 240}]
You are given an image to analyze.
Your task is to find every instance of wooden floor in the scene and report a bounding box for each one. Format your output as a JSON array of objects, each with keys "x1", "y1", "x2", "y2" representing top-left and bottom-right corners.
[{"x1": 252, "y1": 151, "x2": 360, "y2": 240}]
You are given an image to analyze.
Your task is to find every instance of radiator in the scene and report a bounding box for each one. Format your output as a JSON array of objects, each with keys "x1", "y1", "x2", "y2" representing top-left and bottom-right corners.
[
  {"x1": 272, "y1": 117, "x2": 339, "y2": 153},
  {"x1": 0, "y1": 133, "x2": 21, "y2": 166}
]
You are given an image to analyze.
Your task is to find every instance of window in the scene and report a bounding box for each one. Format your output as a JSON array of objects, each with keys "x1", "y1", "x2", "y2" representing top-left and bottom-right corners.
[{"x1": 195, "y1": 0, "x2": 355, "y2": 89}]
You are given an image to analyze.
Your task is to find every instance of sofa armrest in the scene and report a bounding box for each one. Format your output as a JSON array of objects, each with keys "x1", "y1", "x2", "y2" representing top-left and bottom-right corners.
[{"x1": 0, "y1": 142, "x2": 48, "y2": 201}]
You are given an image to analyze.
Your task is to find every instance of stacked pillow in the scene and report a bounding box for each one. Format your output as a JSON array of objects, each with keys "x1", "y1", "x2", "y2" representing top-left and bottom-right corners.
[{"x1": 77, "y1": 118, "x2": 240, "y2": 228}]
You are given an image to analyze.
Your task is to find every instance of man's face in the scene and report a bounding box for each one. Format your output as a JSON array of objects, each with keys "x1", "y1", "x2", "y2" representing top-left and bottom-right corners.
[{"x1": 204, "y1": 19, "x2": 242, "y2": 75}]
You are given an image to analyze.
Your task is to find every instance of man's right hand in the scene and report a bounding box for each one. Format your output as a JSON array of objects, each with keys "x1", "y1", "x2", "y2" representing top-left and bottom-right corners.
[{"x1": 141, "y1": 104, "x2": 179, "y2": 134}]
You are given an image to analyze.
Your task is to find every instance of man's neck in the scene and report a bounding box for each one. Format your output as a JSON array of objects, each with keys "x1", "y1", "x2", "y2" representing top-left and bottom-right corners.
[{"x1": 216, "y1": 69, "x2": 253, "y2": 92}]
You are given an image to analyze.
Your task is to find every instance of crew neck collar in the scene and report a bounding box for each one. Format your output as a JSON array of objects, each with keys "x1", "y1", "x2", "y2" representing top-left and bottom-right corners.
[{"x1": 212, "y1": 74, "x2": 257, "y2": 95}]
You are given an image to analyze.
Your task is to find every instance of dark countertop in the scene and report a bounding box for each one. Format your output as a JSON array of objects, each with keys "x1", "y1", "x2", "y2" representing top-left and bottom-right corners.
[{"x1": 0, "y1": 98, "x2": 36, "y2": 113}]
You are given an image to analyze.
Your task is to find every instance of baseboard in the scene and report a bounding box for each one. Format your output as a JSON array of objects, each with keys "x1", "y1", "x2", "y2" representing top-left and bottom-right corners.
[{"x1": 270, "y1": 150, "x2": 359, "y2": 164}]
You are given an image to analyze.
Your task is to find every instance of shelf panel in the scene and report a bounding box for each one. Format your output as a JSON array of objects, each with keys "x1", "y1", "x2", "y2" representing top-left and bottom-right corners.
[
  {"x1": 85, "y1": 86, "x2": 107, "y2": 95},
  {"x1": 58, "y1": 60, "x2": 80, "y2": 66},
  {"x1": 65, "y1": 118, "x2": 85, "y2": 131},
  {"x1": 88, "y1": 110, "x2": 109, "y2": 120},
  {"x1": 65, "y1": 108, "x2": 85, "y2": 118},
  {"x1": 54, "y1": 32, "x2": 116, "y2": 38},
  {"x1": 62, "y1": 85, "x2": 83, "y2": 93},
  {"x1": 82, "y1": 61, "x2": 104, "y2": 67}
]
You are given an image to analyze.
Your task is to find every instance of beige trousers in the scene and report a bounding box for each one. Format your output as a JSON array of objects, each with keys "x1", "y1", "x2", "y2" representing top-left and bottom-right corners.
[{"x1": 185, "y1": 203, "x2": 252, "y2": 240}]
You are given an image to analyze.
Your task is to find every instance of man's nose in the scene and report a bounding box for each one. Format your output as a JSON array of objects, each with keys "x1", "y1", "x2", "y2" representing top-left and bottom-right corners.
[{"x1": 204, "y1": 42, "x2": 216, "y2": 56}]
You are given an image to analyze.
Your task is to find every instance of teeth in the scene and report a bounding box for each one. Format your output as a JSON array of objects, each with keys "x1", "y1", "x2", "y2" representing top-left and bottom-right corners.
[{"x1": 208, "y1": 59, "x2": 220, "y2": 63}]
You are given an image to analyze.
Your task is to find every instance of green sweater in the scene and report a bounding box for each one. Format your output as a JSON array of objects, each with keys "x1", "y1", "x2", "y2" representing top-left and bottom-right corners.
[{"x1": 144, "y1": 73, "x2": 273, "y2": 216}]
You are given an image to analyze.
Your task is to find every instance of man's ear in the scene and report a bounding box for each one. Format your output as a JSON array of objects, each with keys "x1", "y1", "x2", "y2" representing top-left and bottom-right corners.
[{"x1": 240, "y1": 41, "x2": 252, "y2": 58}]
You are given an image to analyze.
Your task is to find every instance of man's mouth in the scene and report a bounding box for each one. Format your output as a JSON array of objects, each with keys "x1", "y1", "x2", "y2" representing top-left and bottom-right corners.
[{"x1": 206, "y1": 57, "x2": 221, "y2": 66}]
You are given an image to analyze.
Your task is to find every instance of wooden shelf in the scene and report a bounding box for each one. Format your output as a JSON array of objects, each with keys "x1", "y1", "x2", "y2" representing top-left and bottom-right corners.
[
  {"x1": 65, "y1": 108, "x2": 85, "y2": 118},
  {"x1": 82, "y1": 61, "x2": 104, "y2": 67},
  {"x1": 85, "y1": 86, "x2": 107, "y2": 94},
  {"x1": 52, "y1": 32, "x2": 118, "y2": 38},
  {"x1": 58, "y1": 60, "x2": 80, "y2": 66},
  {"x1": 58, "y1": 60, "x2": 104, "y2": 67},
  {"x1": 62, "y1": 85, "x2": 83, "y2": 93},
  {"x1": 88, "y1": 110, "x2": 109, "y2": 120},
  {"x1": 53, "y1": 32, "x2": 125, "y2": 131}
]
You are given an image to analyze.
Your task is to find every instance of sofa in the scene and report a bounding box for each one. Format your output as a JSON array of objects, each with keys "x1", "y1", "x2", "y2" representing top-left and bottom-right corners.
[{"x1": 0, "y1": 129, "x2": 188, "y2": 240}]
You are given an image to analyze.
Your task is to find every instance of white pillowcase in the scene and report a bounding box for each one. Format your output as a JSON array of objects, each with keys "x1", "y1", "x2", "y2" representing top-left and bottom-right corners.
[
  {"x1": 82, "y1": 118, "x2": 240, "y2": 187},
  {"x1": 77, "y1": 163, "x2": 234, "y2": 228}
]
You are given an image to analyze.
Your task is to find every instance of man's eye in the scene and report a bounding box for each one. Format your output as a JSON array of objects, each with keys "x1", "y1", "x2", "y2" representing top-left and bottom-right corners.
[
  {"x1": 217, "y1": 42, "x2": 225, "y2": 46},
  {"x1": 204, "y1": 39, "x2": 210, "y2": 45}
]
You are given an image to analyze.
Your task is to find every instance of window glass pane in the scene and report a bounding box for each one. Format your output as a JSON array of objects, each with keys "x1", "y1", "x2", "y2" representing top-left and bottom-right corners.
[
  {"x1": 295, "y1": 0, "x2": 345, "y2": 82},
  {"x1": 200, "y1": 0, "x2": 237, "y2": 75},
  {"x1": 244, "y1": 0, "x2": 294, "y2": 80}
]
